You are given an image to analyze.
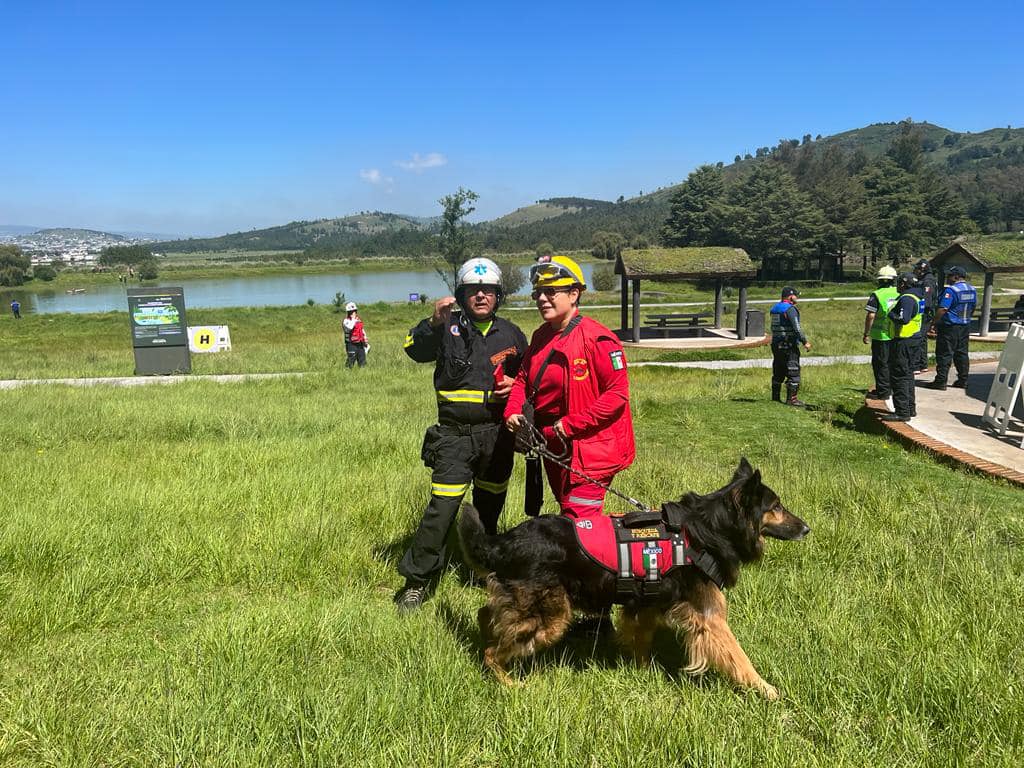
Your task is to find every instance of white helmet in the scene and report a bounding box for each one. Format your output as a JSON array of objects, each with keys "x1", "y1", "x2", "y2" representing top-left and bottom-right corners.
[
  {"x1": 876, "y1": 265, "x2": 897, "y2": 280},
  {"x1": 455, "y1": 257, "x2": 504, "y2": 311},
  {"x1": 345, "y1": 301, "x2": 358, "y2": 312}
]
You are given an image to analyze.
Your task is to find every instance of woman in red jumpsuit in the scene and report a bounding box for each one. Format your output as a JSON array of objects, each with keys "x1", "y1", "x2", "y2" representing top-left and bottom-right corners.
[{"x1": 505, "y1": 255, "x2": 635, "y2": 517}]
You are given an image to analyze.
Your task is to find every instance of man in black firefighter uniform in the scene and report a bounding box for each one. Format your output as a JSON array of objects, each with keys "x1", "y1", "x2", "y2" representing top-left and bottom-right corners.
[
  {"x1": 884, "y1": 273, "x2": 922, "y2": 422},
  {"x1": 912, "y1": 258, "x2": 938, "y2": 374},
  {"x1": 770, "y1": 286, "x2": 812, "y2": 407},
  {"x1": 395, "y1": 257, "x2": 528, "y2": 613}
]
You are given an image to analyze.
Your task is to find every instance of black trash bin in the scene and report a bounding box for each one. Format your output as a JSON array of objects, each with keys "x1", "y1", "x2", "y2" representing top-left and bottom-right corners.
[{"x1": 736, "y1": 308, "x2": 765, "y2": 339}]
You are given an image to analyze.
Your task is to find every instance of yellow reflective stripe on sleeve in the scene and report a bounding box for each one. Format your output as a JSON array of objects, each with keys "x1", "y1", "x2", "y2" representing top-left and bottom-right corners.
[
  {"x1": 431, "y1": 481, "x2": 470, "y2": 498},
  {"x1": 474, "y1": 477, "x2": 509, "y2": 494},
  {"x1": 403, "y1": 334, "x2": 415, "y2": 348},
  {"x1": 436, "y1": 389, "x2": 487, "y2": 403}
]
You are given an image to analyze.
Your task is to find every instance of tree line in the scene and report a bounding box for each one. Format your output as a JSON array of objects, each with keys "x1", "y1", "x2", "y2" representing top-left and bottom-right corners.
[{"x1": 659, "y1": 121, "x2": 982, "y2": 279}]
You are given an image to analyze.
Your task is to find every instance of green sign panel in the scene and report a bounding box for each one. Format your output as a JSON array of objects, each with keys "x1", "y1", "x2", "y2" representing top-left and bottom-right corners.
[{"x1": 127, "y1": 287, "x2": 191, "y2": 374}]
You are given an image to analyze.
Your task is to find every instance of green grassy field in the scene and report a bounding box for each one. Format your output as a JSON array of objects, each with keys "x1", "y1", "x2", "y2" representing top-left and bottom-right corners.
[{"x1": 1, "y1": 304, "x2": 1022, "y2": 766}]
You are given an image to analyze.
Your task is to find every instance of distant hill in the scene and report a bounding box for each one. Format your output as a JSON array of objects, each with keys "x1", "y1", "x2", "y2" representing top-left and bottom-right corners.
[
  {"x1": 152, "y1": 119, "x2": 1023, "y2": 257},
  {"x1": 155, "y1": 212, "x2": 438, "y2": 253},
  {"x1": 34, "y1": 228, "x2": 127, "y2": 239},
  {"x1": 488, "y1": 198, "x2": 614, "y2": 228},
  {"x1": 0, "y1": 225, "x2": 44, "y2": 237}
]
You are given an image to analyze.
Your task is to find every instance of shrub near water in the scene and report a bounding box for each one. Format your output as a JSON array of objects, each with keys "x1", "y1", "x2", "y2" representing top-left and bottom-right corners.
[{"x1": 0, "y1": 304, "x2": 1022, "y2": 765}]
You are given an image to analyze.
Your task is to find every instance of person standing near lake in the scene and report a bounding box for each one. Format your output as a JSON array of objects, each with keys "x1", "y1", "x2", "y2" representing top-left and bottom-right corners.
[
  {"x1": 770, "y1": 286, "x2": 811, "y2": 407},
  {"x1": 863, "y1": 265, "x2": 898, "y2": 412},
  {"x1": 395, "y1": 258, "x2": 527, "y2": 613},
  {"x1": 10, "y1": 299, "x2": 21, "y2": 319},
  {"x1": 926, "y1": 266, "x2": 977, "y2": 391},
  {"x1": 504, "y1": 255, "x2": 635, "y2": 519},
  {"x1": 342, "y1": 302, "x2": 368, "y2": 368}
]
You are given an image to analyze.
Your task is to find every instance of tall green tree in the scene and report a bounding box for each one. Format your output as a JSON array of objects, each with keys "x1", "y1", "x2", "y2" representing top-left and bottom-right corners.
[
  {"x1": 852, "y1": 158, "x2": 929, "y2": 266},
  {"x1": 437, "y1": 187, "x2": 479, "y2": 291},
  {"x1": 661, "y1": 164, "x2": 725, "y2": 246},
  {"x1": 0, "y1": 244, "x2": 31, "y2": 286},
  {"x1": 721, "y1": 162, "x2": 825, "y2": 278}
]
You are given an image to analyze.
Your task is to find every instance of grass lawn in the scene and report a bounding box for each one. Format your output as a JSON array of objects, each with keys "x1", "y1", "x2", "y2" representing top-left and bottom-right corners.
[{"x1": 0, "y1": 303, "x2": 1021, "y2": 766}]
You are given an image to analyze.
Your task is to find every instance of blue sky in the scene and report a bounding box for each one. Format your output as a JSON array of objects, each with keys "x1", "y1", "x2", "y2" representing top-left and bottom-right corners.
[{"x1": 2, "y1": 0, "x2": 1020, "y2": 237}]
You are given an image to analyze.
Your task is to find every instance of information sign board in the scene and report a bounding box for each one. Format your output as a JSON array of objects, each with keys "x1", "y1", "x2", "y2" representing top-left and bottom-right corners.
[{"x1": 127, "y1": 287, "x2": 191, "y2": 374}]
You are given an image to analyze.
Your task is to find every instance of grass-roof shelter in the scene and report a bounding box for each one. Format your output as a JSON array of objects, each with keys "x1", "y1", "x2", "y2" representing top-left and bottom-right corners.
[
  {"x1": 614, "y1": 246, "x2": 758, "y2": 342},
  {"x1": 928, "y1": 234, "x2": 1024, "y2": 336}
]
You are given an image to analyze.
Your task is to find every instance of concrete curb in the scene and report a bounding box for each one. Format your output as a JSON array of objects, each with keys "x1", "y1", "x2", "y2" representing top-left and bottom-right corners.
[{"x1": 864, "y1": 395, "x2": 1024, "y2": 488}]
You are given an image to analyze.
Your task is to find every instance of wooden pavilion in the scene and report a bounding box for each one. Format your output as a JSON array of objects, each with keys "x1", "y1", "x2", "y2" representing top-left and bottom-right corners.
[
  {"x1": 613, "y1": 246, "x2": 758, "y2": 343},
  {"x1": 928, "y1": 234, "x2": 1024, "y2": 336}
]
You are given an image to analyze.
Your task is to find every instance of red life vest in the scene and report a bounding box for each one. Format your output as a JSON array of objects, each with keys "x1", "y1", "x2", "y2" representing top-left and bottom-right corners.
[{"x1": 572, "y1": 514, "x2": 689, "y2": 585}]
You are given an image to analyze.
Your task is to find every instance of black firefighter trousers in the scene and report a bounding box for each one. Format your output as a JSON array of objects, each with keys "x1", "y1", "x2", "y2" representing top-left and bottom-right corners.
[
  {"x1": 933, "y1": 324, "x2": 970, "y2": 386},
  {"x1": 398, "y1": 422, "x2": 515, "y2": 586},
  {"x1": 889, "y1": 338, "x2": 917, "y2": 418}
]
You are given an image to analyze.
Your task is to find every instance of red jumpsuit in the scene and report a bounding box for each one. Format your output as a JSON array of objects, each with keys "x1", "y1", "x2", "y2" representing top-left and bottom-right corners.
[{"x1": 505, "y1": 315, "x2": 635, "y2": 517}]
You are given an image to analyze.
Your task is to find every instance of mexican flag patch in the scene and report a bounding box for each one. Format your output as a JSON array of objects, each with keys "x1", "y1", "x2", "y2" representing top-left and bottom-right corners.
[{"x1": 609, "y1": 350, "x2": 625, "y2": 371}]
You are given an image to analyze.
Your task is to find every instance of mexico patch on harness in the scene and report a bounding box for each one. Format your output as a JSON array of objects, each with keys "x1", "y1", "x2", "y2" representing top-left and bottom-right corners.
[{"x1": 609, "y1": 350, "x2": 625, "y2": 371}]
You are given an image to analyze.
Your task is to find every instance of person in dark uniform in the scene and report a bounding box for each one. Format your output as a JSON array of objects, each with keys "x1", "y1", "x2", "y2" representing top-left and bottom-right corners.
[
  {"x1": 10, "y1": 299, "x2": 21, "y2": 319},
  {"x1": 912, "y1": 258, "x2": 938, "y2": 373},
  {"x1": 395, "y1": 257, "x2": 528, "y2": 613},
  {"x1": 770, "y1": 286, "x2": 811, "y2": 407},
  {"x1": 926, "y1": 266, "x2": 977, "y2": 391},
  {"x1": 883, "y1": 273, "x2": 922, "y2": 422}
]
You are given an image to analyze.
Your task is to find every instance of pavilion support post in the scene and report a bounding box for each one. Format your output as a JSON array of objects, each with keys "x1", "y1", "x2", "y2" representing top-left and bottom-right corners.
[
  {"x1": 620, "y1": 273, "x2": 629, "y2": 333},
  {"x1": 714, "y1": 280, "x2": 723, "y2": 328},
  {"x1": 980, "y1": 271, "x2": 994, "y2": 337},
  {"x1": 737, "y1": 283, "x2": 748, "y2": 340},
  {"x1": 632, "y1": 279, "x2": 641, "y2": 344}
]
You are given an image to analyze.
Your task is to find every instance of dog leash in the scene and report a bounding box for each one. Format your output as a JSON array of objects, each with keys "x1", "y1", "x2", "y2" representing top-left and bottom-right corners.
[{"x1": 516, "y1": 422, "x2": 653, "y2": 514}]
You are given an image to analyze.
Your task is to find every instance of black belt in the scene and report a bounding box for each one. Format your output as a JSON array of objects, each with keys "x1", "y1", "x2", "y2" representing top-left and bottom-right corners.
[{"x1": 436, "y1": 421, "x2": 501, "y2": 436}]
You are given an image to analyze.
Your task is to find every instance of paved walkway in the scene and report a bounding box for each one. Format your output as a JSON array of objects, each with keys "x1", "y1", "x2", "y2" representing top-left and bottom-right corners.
[
  {"x1": 632, "y1": 351, "x2": 1001, "y2": 370},
  {"x1": 0, "y1": 372, "x2": 303, "y2": 390},
  {"x1": 865, "y1": 361, "x2": 1024, "y2": 485}
]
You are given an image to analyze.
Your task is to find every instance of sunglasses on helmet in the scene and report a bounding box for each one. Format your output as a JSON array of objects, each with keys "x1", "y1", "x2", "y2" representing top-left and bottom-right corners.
[{"x1": 529, "y1": 262, "x2": 578, "y2": 284}]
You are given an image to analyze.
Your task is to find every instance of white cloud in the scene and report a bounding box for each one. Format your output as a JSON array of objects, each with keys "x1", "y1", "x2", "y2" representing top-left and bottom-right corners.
[
  {"x1": 395, "y1": 152, "x2": 447, "y2": 173},
  {"x1": 359, "y1": 168, "x2": 394, "y2": 187}
]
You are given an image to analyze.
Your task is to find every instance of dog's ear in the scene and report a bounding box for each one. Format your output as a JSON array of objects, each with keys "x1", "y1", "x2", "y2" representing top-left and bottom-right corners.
[
  {"x1": 740, "y1": 467, "x2": 764, "y2": 507},
  {"x1": 733, "y1": 456, "x2": 754, "y2": 481}
]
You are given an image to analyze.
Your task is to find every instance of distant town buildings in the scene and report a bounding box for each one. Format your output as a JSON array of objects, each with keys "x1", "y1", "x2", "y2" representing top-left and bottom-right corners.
[{"x1": 1, "y1": 229, "x2": 156, "y2": 266}]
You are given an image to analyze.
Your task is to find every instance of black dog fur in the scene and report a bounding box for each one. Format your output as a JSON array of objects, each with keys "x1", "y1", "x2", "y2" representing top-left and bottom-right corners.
[{"x1": 458, "y1": 457, "x2": 809, "y2": 699}]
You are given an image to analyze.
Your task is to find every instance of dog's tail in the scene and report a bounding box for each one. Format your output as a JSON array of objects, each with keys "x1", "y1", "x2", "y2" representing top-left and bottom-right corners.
[{"x1": 458, "y1": 503, "x2": 500, "y2": 574}]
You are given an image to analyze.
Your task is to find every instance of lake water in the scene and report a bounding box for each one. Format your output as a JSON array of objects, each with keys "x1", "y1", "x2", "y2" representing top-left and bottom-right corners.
[{"x1": 7, "y1": 263, "x2": 598, "y2": 315}]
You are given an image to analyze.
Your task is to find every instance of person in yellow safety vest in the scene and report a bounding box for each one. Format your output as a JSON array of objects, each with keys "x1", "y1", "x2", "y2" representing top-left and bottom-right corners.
[
  {"x1": 883, "y1": 273, "x2": 923, "y2": 423},
  {"x1": 863, "y1": 265, "x2": 898, "y2": 412}
]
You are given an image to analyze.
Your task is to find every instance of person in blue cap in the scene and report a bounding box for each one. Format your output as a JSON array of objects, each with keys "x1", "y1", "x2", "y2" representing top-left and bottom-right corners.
[
  {"x1": 925, "y1": 266, "x2": 977, "y2": 391},
  {"x1": 769, "y1": 286, "x2": 812, "y2": 407}
]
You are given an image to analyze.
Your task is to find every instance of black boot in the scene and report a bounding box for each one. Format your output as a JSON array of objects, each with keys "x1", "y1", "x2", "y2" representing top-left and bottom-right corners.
[
  {"x1": 786, "y1": 384, "x2": 807, "y2": 408},
  {"x1": 771, "y1": 380, "x2": 782, "y2": 402}
]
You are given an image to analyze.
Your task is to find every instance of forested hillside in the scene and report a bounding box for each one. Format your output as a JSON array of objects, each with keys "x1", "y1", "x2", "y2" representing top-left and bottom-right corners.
[{"x1": 154, "y1": 120, "x2": 1024, "y2": 277}]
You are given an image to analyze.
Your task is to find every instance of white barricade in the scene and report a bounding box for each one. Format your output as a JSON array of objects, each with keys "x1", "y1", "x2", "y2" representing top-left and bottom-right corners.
[
  {"x1": 982, "y1": 322, "x2": 1024, "y2": 447},
  {"x1": 188, "y1": 325, "x2": 232, "y2": 353}
]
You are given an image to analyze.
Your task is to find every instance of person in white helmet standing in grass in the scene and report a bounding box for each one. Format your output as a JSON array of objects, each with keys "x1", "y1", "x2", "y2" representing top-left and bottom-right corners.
[
  {"x1": 863, "y1": 265, "x2": 899, "y2": 413},
  {"x1": 342, "y1": 301, "x2": 368, "y2": 368},
  {"x1": 395, "y1": 257, "x2": 528, "y2": 613}
]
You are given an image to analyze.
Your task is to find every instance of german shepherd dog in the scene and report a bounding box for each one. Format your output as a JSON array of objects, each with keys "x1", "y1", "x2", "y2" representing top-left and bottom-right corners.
[{"x1": 458, "y1": 458, "x2": 809, "y2": 699}]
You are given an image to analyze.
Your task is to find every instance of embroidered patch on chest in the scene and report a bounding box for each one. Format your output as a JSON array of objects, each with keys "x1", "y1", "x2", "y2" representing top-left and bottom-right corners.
[
  {"x1": 610, "y1": 350, "x2": 625, "y2": 371},
  {"x1": 449, "y1": 324, "x2": 461, "y2": 336},
  {"x1": 572, "y1": 358, "x2": 589, "y2": 381}
]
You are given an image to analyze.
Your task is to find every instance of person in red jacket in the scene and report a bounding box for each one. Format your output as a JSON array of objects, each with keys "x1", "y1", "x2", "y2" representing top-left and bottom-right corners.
[{"x1": 505, "y1": 255, "x2": 635, "y2": 518}]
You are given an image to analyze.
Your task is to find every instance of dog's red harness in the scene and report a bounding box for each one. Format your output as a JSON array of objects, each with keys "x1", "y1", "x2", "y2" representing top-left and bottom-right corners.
[{"x1": 572, "y1": 510, "x2": 725, "y2": 599}]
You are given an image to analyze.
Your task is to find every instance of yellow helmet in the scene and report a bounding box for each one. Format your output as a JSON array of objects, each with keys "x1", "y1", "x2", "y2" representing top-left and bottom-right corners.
[{"x1": 529, "y1": 255, "x2": 586, "y2": 289}]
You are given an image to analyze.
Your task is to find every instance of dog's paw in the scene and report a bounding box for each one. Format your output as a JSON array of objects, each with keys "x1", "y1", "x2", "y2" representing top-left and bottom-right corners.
[{"x1": 758, "y1": 682, "x2": 780, "y2": 701}]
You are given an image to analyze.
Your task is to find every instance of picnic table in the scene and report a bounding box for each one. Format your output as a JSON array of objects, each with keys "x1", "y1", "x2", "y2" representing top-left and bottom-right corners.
[{"x1": 644, "y1": 312, "x2": 714, "y2": 336}]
